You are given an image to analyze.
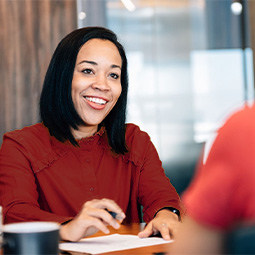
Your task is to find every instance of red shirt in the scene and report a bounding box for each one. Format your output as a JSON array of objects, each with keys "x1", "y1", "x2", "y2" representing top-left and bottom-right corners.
[
  {"x1": 0, "y1": 123, "x2": 181, "y2": 224},
  {"x1": 183, "y1": 105, "x2": 255, "y2": 229}
]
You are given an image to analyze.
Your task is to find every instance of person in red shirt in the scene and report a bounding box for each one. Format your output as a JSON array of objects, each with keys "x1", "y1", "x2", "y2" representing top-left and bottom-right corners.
[
  {"x1": 0, "y1": 27, "x2": 182, "y2": 242},
  {"x1": 170, "y1": 105, "x2": 255, "y2": 254}
]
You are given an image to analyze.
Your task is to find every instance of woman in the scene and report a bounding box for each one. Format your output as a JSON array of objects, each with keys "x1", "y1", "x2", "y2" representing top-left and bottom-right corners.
[{"x1": 0, "y1": 27, "x2": 182, "y2": 241}]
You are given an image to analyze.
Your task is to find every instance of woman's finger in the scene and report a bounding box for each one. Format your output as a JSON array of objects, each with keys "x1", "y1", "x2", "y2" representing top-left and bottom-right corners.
[
  {"x1": 137, "y1": 222, "x2": 153, "y2": 238},
  {"x1": 82, "y1": 206, "x2": 121, "y2": 229},
  {"x1": 60, "y1": 215, "x2": 109, "y2": 242},
  {"x1": 85, "y1": 216, "x2": 110, "y2": 235},
  {"x1": 157, "y1": 223, "x2": 171, "y2": 240},
  {"x1": 84, "y1": 199, "x2": 126, "y2": 222}
]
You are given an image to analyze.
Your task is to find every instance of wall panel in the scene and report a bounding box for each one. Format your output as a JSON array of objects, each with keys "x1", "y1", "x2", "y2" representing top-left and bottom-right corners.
[{"x1": 0, "y1": 0, "x2": 77, "y2": 142}]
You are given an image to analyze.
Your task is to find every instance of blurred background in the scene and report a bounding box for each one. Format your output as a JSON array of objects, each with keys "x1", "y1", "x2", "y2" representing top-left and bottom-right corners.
[{"x1": 1, "y1": 0, "x2": 254, "y2": 195}]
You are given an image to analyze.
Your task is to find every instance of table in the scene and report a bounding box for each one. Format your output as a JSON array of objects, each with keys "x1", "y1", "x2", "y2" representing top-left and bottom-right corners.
[{"x1": 62, "y1": 223, "x2": 172, "y2": 255}]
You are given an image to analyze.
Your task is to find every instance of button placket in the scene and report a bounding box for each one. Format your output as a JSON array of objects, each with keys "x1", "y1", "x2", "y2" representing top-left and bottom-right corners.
[{"x1": 80, "y1": 150, "x2": 98, "y2": 196}]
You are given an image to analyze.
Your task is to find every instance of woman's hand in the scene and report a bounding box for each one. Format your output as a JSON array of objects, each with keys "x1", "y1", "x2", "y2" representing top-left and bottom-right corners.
[
  {"x1": 138, "y1": 209, "x2": 180, "y2": 240},
  {"x1": 60, "y1": 198, "x2": 126, "y2": 241}
]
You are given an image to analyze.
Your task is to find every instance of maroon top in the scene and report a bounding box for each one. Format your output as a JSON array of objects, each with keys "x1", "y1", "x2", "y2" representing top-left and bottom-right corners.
[{"x1": 0, "y1": 123, "x2": 181, "y2": 224}]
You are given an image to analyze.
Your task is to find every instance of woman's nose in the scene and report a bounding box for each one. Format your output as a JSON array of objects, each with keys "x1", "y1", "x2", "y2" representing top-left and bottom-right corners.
[{"x1": 92, "y1": 75, "x2": 110, "y2": 91}]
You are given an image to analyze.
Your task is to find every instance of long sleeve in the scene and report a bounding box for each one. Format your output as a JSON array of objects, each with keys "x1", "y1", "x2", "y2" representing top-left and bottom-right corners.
[
  {"x1": 124, "y1": 124, "x2": 182, "y2": 222},
  {"x1": 0, "y1": 136, "x2": 71, "y2": 224},
  {"x1": 138, "y1": 138, "x2": 182, "y2": 222}
]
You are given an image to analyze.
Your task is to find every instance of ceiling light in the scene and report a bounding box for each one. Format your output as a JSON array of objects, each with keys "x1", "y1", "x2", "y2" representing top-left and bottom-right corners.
[
  {"x1": 121, "y1": 0, "x2": 136, "y2": 12},
  {"x1": 231, "y1": 1, "x2": 242, "y2": 15},
  {"x1": 78, "y1": 11, "x2": 86, "y2": 20}
]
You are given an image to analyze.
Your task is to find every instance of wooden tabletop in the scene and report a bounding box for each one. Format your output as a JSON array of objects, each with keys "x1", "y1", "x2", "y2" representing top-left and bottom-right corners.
[{"x1": 62, "y1": 223, "x2": 172, "y2": 255}]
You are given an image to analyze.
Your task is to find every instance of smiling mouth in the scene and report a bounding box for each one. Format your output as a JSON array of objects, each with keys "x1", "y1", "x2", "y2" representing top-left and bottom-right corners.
[{"x1": 84, "y1": 96, "x2": 107, "y2": 105}]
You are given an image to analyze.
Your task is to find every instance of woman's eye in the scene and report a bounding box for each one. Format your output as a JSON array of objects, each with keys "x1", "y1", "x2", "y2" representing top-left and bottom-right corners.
[
  {"x1": 110, "y1": 73, "x2": 119, "y2": 79},
  {"x1": 82, "y1": 69, "x2": 93, "y2": 74}
]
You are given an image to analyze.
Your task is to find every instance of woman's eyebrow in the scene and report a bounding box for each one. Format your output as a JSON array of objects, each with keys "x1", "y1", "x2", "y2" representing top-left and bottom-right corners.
[
  {"x1": 111, "y1": 64, "x2": 121, "y2": 70},
  {"x1": 77, "y1": 60, "x2": 97, "y2": 65},
  {"x1": 78, "y1": 60, "x2": 121, "y2": 70}
]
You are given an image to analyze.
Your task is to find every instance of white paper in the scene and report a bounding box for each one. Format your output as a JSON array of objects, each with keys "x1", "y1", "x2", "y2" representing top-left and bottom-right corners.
[{"x1": 60, "y1": 233, "x2": 173, "y2": 254}]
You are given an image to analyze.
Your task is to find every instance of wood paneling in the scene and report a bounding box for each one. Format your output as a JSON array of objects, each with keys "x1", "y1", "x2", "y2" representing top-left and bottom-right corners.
[{"x1": 0, "y1": 0, "x2": 77, "y2": 143}]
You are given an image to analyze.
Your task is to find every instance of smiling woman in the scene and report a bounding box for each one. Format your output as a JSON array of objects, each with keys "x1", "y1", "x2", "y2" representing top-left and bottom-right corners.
[
  {"x1": 0, "y1": 26, "x2": 182, "y2": 242},
  {"x1": 71, "y1": 38, "x2": 122, "y2": 138},
  {"x1": 40, "y1": 27, "x2": 128, "y2": 154}
]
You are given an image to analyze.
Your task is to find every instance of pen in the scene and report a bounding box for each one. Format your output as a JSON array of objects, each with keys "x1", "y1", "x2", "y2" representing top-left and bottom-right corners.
[{"x1": 105, "y1": 209, "x2": 117, "y2": 219}]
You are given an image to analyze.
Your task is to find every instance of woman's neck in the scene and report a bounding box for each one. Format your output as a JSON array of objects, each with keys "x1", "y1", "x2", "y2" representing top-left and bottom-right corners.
[{"x1": 71, "y1": 125, "x2": 98, "y2": 140}]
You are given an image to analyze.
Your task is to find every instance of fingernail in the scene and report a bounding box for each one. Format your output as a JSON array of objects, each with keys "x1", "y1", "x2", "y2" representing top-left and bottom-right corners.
[
  {"x1": 114, "y1": 222, "x2": 120, "y2": 229},
  {"x1": 116, "y1": 215, "x2": 122, "y2": 221},
  {"x1": 165, "y1": 235, "x2": 170, "y2": 240}
]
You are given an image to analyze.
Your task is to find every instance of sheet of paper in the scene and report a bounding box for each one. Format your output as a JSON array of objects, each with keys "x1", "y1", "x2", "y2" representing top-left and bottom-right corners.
[{"x1": 60, "y1": 234, "x2": 173, "y2": 254}]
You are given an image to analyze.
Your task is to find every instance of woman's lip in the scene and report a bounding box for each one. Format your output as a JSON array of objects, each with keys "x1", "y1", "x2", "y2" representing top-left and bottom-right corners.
[
  {"x1": 83, "y1": 95, "x2": 109, "y2": 102},
  {"x1": 83, "y1": 96, "x2": 107, "y2": 110}
]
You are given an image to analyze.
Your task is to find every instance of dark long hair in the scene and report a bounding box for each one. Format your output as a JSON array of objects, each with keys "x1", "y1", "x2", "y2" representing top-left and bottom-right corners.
[{"x1": 40, "y1": 27, "x2": 128, "y2": 154}]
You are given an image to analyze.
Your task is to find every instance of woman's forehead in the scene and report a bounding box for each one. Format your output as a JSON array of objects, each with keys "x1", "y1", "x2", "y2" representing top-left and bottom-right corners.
[{"x1": 76, "y1": 38, "x2": 122, "y2": 66}]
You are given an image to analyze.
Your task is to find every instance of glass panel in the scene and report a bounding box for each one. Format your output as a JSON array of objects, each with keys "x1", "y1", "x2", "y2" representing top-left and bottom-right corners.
[{"x1": 77, "y1": 0, "x2": 254, "y2": 193}]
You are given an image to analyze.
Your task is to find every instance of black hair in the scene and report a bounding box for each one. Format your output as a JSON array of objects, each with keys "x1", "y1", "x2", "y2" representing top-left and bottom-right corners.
[{"x1": 40, "y1": 27, "x2": 128, "y2": 154}]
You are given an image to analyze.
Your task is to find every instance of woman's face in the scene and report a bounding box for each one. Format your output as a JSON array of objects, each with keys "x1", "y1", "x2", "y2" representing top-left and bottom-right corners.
[{"x1": 71, "y1": 38, "x2": 122, "y2": 130}]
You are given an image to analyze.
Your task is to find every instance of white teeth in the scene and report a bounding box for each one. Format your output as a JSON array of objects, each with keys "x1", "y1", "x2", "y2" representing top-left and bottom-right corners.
[{"x1": 85, "y1": 97, "x2": 107, "y2": 105}]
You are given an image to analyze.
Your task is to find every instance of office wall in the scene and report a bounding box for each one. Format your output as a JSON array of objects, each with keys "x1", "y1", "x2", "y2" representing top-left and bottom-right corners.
[{"x1": 0, "y1": 0, "x2": 77, "y2": 142}]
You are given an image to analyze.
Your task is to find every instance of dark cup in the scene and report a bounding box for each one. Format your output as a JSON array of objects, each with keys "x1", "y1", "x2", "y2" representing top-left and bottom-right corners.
[{"x1": 3, "y1": 222, "x2": 60, "y2": 255}]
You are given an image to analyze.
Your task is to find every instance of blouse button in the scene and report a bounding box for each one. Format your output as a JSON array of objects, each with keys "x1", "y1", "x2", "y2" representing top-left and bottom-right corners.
[{"x1": 89, "y1": 187, "x2": 94, "y2": 192}]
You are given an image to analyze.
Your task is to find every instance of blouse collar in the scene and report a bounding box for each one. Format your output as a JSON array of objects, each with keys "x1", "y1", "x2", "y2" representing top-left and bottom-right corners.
[{"x1": 50, "y1": 126, "x2": 107, "y2": 155}]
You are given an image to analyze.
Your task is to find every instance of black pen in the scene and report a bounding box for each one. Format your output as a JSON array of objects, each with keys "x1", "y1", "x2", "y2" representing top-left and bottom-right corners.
[{"x1": 105, "y1": 209, "x2": 117, "y2": 219}]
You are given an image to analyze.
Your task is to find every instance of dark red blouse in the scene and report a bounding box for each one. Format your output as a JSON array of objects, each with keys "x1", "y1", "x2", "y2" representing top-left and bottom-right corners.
[{"x1": 0, "y1": 123, "x2": 181, "y2": 224}]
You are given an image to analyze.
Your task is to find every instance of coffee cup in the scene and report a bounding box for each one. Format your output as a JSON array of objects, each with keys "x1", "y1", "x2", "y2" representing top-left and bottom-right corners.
[{"x1": 3, "y1": 221, "x2": 60, "y2": 255}]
